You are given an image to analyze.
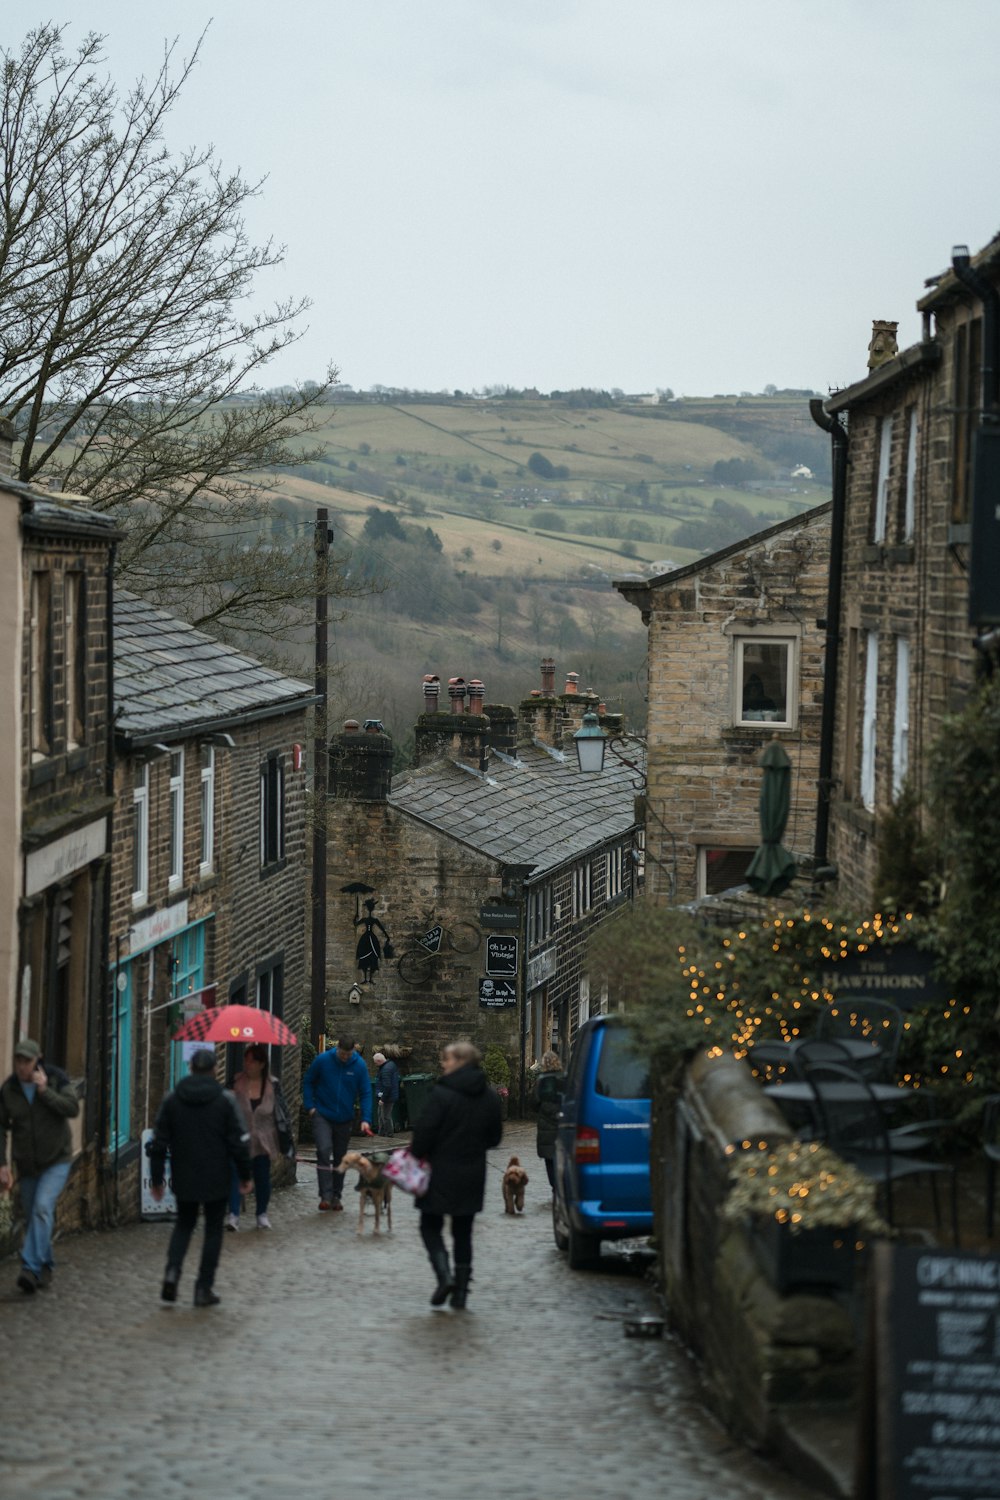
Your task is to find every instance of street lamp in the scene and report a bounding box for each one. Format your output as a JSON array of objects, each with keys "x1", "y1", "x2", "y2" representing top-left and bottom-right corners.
[{"x1": 573, "y1": 711, "x2": 607, "y2": 773}]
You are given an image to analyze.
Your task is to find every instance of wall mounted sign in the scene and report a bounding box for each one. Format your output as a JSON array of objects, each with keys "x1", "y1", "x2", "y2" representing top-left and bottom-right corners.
[
  {"x1": 819, "y1": 941, "x2": 948, "y2": 1010},
  {"x1": 526, "y1": 946, "x2": 557, "y2": 992},
  {"x1": 479, "y1": 904, "x2": 520, "y2": 930},
  {"x1": 25, "y1": 816, "x2": 108, "y2": 897},
  {"x1": 479, "y1": 978, "x2": 517, "y2": 1009},
  {"x1": 486, "y1": 934, "x2": 518, "y2": 976},
  {"x1": 129, "y1": 899, "x2": 190, "y2": 954}
]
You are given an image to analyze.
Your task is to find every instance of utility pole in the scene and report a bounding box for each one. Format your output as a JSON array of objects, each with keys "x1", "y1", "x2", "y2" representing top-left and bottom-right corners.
[{"x1": 310, "y1": 508, "x2": 331, "y2": 1048}]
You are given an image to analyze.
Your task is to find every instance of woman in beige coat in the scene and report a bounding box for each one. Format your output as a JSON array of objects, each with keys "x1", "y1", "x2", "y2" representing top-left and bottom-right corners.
[{"x1": 226, "y1": 1045, "x2": 281, "y2": 1230}]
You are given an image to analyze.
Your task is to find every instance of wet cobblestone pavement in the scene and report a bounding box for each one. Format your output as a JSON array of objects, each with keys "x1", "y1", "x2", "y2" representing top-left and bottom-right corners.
[{"x1": 0, "y1": 1123, "x2": 820, "y2": 1500}]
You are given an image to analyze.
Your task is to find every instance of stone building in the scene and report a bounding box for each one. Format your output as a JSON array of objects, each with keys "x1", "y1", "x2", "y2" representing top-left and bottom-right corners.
[
  {"x1": 808, "y1": 233, "x2": 1000, "y2": 906},
  {"x1": 324, "y1": 665, "x2": 640, "y2": 1097},
  {"x1": 615, "y1": 507, "x2": 831, "y2": 903},
  {"x1": 106, "y1": 592, "x2": 315, "y2": 1219},
  {"x1": 0, "y1": 435, "x2": 119, "y2": 1243}
]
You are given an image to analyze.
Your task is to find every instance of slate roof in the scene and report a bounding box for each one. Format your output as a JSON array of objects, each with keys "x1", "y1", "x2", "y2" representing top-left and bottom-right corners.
[
  {"x1": 114, "y1": 590, "x2": 316, "y2": 744},
  {"x1": 388, "y1": 740, "x2": 641, "y2": 878}
]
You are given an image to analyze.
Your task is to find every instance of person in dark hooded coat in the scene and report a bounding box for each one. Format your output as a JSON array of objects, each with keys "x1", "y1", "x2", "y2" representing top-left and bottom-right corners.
[{"x1": 409, "y1": 1041, "x2": 503, "y2": 1311}]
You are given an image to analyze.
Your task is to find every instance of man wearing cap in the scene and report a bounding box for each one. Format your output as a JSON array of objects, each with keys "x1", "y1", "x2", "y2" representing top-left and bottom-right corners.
[
  {"x1": 0, "y1": 1039, "x2": 80, "y2": 1294},
  {"x1": 303, "y1": 1035, "x2": 373, "y2": 1210},
  {"x1": 147, "y1": 1048, "x2": 253, "y2": 1308},
  {"x1": 373, "y1": 1051, "x2": 400, "y2": 1136}
]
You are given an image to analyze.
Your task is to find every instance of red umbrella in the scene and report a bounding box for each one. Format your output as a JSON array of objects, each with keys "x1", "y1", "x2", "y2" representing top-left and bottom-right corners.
[{"x1": 171, "y1": 1004, "x2": 297, "y2": 1046}]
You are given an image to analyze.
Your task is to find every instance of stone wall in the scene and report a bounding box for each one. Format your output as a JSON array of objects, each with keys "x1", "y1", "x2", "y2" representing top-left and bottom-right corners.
[{"x1": 654, "y1": 1051, "x2": 857, "y2": 1447}]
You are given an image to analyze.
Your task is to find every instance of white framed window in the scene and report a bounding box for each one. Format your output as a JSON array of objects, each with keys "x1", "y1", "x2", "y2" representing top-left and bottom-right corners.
[
  {"x1": 892, "y1": 637, "x2": 910, "y2": 800},
  {"x1": 528, "y1": 884, "x2": 553, "y2": 947},
  {"x1": 132, "y1": 764, "x2": 149, "y2": 906},
  {"x1": 168, "y1": 750, "x2": 184, "y2": 889},
  {"x1": 64, "y1": 572, "x2": 85, "y2": 748},
  {"x1": 697, "y1": 846, "x2": 754, "y2": 898},
  {"x1": 874, "y1": 414, "x2": 893, "y2": 542},
  {"x1": 903, "y1": 407, "x2": 918, "y2": 542},
  {"x1": 860, "y1": 631, "x2": 879, "y2": 811},
  {"x1": 29, "y1": 571, "x2": 52, "y2": 758},
  {"x1": 260, "y1": 755, "x2": 285, "y2": 866},
  {"x1": 572, "y1": 861, "x2": 592, "y2": 919},
  {"x1": 577, "y1": 975, "x2": 590, "y2": 1031},
  {"x1": 199, "y1": 745, "x2": 215, "y2": 875},
  {"x1": 606, "y1": 845, "x2": 624, "y2": 900},
  {"x1": 735, "y1": 636, "x2": 795, "y2": 727}
]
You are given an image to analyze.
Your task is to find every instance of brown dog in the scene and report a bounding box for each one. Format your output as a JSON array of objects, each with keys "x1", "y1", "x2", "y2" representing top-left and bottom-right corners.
[
  {"x1": 336, "y1": 1150, "x2": 393, "y2": 1235},
  {"x1": 502, "y1": 1155, "x2": 529, "y2": 1214}
]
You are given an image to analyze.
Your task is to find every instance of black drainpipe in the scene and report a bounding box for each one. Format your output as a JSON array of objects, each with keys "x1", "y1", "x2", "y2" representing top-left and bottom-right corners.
[{"x1": 809, "y1": 399, "x2": 849, "y2": 866}]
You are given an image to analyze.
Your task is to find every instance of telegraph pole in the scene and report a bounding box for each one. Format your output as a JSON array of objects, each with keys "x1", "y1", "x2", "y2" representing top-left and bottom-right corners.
[{"x1": 310, "y1": 508, "x2": 331, "y2": 1048}]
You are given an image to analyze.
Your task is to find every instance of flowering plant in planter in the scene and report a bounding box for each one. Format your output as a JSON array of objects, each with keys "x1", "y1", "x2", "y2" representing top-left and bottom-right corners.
[{"x1": 722, "y1": 1139, "x2": 889, "y2": 1237}]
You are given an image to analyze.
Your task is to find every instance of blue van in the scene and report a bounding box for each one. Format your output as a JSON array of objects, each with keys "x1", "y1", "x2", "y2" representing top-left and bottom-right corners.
[{"x1": 552, "y1": 1014, "x2": 652, "y2": 1269}]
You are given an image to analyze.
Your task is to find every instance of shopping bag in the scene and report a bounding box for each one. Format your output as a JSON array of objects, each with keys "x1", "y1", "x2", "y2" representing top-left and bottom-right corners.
[{"x1": 381, "y1": 1147, "x2": 431, "y2": 1197}]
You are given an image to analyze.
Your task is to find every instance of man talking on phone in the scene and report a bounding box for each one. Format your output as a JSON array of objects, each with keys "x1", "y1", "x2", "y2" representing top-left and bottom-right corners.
[{"x1": 0, "y1": 1038, "x2": 80, "y2": 1294}]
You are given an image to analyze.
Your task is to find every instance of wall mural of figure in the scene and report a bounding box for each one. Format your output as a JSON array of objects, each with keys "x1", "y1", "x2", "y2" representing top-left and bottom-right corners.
[{"x1": 354, "y1": 897, "x2": 393, "y2": 985}]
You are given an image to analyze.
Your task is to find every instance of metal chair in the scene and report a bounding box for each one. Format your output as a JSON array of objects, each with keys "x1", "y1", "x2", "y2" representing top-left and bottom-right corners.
[
  {"x1": 803, "y1": 1061, "x2": 959, "y2": 1243},
  {"x1": 984, "y1": 1094, "x2": 1000, "y2": 1238},
  {"x1": 817, "y1": 996, "x2": 903, "y2": 1081}
]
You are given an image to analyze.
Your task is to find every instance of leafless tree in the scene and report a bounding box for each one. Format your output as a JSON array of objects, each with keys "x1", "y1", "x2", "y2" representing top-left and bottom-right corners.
[{"x1": 0, "y1": 24, "x2": 353, "y2": 641}]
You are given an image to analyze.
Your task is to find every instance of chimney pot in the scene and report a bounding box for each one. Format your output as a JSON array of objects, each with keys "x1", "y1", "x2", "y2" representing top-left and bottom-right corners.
[
  {"x1": 565, "y1": 673, "x2": 579, "y2": 695},
  {"x1": 468, "y1": 678, "x2": 485, "y2": 715},
  {"x1": 448, "y1": 676, "x2": 467, "y2": 713},
  {"x1": 422, "y1": 673, "x2": 440, "y2": 712},
  {"x1": 344, "y1": 719, "x2": 360, "y2": 733},
  {"x1": 541, "y1": 657, "x2": 555, "y2": 695}
]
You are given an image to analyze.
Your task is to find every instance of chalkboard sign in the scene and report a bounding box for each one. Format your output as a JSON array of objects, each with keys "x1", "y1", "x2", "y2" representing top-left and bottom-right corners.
[
  {"x1": 486, "y1": 934, "x2": 518, "y2": 976},
  {"x1": 865, "y1": 1244, "x2": 1000, "y2": 1499},
  {"x1": 479, "y1": 978, "x2": 516, "y2": 1009}
]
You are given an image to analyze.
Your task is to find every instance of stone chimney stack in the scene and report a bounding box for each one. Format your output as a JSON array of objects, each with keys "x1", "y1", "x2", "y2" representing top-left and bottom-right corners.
[
  {"x1": 484, "y1": 701, "x2": 516, "y2": 758},
  {"x1": 867, "y1": 320, "x2": 899, "y2": 371},
  {"x1": 0, "y1": 419, "x2": 14, "y2": 478},
  {"x1": 414, "y1": 670, "x2": 490, "y2": 771},
  {"x1": 330, "y1": 718, "x2": 394, "y2": 802}
]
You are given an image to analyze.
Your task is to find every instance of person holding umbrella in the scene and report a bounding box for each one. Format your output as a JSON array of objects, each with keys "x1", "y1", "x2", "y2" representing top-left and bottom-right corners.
[
  {"x1": 225, "y1": 1044, "x2": 284, "y2": 1232},
  {"x1": 148, "y1": 1048, "x2": 252, "y2": 1307}
]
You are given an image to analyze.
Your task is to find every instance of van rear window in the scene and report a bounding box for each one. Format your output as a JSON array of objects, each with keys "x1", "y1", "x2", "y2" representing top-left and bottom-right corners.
[{"x1": 594, "y1": 1028, "x2": 650, "y2": 1099}]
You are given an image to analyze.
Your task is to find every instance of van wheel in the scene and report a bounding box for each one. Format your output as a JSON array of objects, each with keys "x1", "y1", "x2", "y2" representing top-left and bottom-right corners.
[
  {"x1": 568, "y1": 1223, "x2": 601, "y2": 1270},
  {"x1": 552, "y1": 1194, "x2": 569, "y2": 1253}
]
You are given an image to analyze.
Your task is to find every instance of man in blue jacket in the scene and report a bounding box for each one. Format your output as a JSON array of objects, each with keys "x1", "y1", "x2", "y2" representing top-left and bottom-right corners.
[{"x1": 303, "y1": 1036, "x2": 373, "y2": 1211}]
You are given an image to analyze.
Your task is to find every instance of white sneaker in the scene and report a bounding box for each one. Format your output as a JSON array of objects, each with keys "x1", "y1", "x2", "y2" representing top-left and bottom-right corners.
[
  {"x1": 256, "y1": 1213, "x2": 272, "y2": 1230},
  {"x1": 225, "y1": 1213, "x2": 239, "y2": 1232}
]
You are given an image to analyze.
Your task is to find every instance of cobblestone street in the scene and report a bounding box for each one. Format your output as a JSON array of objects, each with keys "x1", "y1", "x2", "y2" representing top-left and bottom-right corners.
[{"x1": 0, "y1": 1122, "x2": 819, "y2": 1500}]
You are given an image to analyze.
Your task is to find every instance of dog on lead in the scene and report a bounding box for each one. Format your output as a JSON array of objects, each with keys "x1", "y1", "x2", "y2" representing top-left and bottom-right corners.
[
  {"x1": 336, "y1": 1150, "x2": 393, "y2": 1235},
  {"x1": 502, "y1": 1155, "x2": 529, "y2": 1215}
]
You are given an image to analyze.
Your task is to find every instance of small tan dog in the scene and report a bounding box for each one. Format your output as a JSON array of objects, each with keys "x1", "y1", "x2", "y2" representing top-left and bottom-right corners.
[
  {"x1": 336, "y1": 1150, "x2": 393, "y2": 1235},
  {"x1": 502, "y1": 1155, "x2": 529, "y2": 1214}
]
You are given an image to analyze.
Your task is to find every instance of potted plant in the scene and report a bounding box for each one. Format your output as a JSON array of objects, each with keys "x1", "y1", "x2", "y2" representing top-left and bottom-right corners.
[
  {"x1": 722, "y1": 1139, "x2": 889, "y2": 1294},
  {"x1": 483, "y1": 1045, "x2": 512, "y2": 1118}
]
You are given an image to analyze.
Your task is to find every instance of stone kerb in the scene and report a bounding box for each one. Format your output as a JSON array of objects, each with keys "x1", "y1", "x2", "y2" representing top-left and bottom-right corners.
[{"x1": 655, "y1": 1050, "x2": 857, "y2": 1451}]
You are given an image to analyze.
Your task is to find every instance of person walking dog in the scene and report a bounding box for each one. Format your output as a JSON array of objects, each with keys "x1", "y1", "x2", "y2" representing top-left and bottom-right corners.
[
  {"x1": 303, "y1": 1036, "x2": 373, "y2": 1210},
  {"x1": 148, "y1": 1048, "x2": 252, "y2": 1307},
  {"x1": 411, "y1": 1040, "x2": 503, "y2": 1311},
  {"x1": 0, "y1": 1039, "x2": 80, "y2": 1294}
]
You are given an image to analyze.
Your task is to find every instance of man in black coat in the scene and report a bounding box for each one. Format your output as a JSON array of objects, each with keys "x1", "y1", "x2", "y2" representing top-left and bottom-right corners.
[
  {"x1": 410, "y1": 1041, "x2": 503, "y2": 1310},
  {"x1": 148, "y1": 1048, "x2": 252, "y2": 1307}
]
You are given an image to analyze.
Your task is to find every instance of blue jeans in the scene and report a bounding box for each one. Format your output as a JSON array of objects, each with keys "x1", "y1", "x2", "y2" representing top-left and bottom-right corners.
[
  {"x1": 229, "y1": 1155, "x2": 271, "y2": 1217},
  {"x1": 18, "y1": 1160, "x2": 72, "y2": 1276}
]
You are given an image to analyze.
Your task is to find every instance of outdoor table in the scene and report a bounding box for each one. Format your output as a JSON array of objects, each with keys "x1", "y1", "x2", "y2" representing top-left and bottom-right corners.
[
  {"x1": 763, "y1": 1081, "x2": 912, "y2": 1108},
  {"x1": 762, "y1": 1038, "x2": 881, "y2": 1068}
]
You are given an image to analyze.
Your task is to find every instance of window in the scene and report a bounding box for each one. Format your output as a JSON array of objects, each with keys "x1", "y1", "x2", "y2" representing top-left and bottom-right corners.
[
  {"x1": 528, "y1": 884, "x2": 553, "y2": 947},
  {"x1": 874, "y1": 414, "x2": 893, "y2": 542},
  {"x1": 595, "y1": 1026, "x2": 650, "y2": 1100},
  {"x1": 903, "y1": 407, "x2": 918, "y2": 542},
  {"x1": 260, "y1": 755, "x2": 285, "y2": 866},
  {"x1": 257, "y1": 956, "x2": 284, "y2": 1078},
  {"x1": 199, "y1": 746, "x2": 215, "y2": 875},
  {"x1": 860, "y1": 631, "x2": 879, "y2": 811},
  {"x1": 572, "y1": 861, "x2": 592, "y2": 919},
  {"x1": 577, "y1": 975, "x2": 590, "y2": 1031},
  {"x1": 953, "y1": 317, "x2": 982, "y2": 525},
  {"x1": 606, "y1": 845, "x2": 624, "y2": 900},
  {"x1": 699, "y1": 847, "x2": 753, "y2": 897},
  {"x1": 169, "y1": 750, "x2": 184, "y2": 889},
  {"x1": 29, "y1": 571, "x2": 53, "y2": 757},
  {"x1": 892, "y1": 637, "x2": 910, "y2": 800},
  {"x1": 132, "y1": 764, "x2": 149, "y2": 906},
  {"x1": 735, "y1": 637, "x2": 794, "y2": 727},
  {"x1": 64, "y1": 572, "x2": 86, "y2": 747}
]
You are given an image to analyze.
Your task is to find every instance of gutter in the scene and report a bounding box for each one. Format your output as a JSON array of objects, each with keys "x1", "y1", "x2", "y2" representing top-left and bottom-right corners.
[
  {"x1": 115, "y1": 692, "x2": 321, "y2": 750},
  {"x1": 808, "y1": 400, "x2": 848, "y2": 867}
]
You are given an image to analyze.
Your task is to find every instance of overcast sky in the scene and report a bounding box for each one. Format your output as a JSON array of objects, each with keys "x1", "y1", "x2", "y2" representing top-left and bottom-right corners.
[{"x1": 11, "y1": 2, "x2": 1000, "y2": 396}]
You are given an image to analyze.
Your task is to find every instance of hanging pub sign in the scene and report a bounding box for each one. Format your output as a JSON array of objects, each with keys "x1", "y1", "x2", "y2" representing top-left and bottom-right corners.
[
  {"x1": 479, "y1": 978, "x2": 516, "y2": 1009},
  {"x1": 818, "y1": 941, "x2": 947, "y2": 1010},
  {"x1": 486, "y1": 934, "x2": 518, "y2": 977}
]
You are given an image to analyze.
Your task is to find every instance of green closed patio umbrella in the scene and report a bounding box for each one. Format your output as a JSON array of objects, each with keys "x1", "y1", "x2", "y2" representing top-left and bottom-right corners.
[{"x1": 745, "y1": 738, "x2": 797, "y2": 897}]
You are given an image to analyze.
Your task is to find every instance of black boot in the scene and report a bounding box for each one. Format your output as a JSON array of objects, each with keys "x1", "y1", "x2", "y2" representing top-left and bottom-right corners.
[
  {"x1": 450, "y1": 1264, "x2": 472, "y2": 1310},
  {"x1": 429, "y1": 1249, "x2": 454, "y2": 1306},
  {"x1": 194, "y1": 1284, "x2": 221, "y2": 1307},
  {"x1": 160, "y1": 1266, "x2": 180, "y2": 1303}
]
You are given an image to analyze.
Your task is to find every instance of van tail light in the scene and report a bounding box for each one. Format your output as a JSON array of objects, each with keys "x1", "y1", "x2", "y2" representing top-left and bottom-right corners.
[{"x1": 575, "y1": 1127, "x2": 601, "y2": 1164}]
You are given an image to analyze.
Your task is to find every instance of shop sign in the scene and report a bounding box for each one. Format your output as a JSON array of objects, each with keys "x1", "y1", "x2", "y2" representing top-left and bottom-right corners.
[
  {"x1": 479, "y1": 904, "x2": 520, "y2": 930},
  {"x1": 526, "y1": 946, "x2": 557, "y2": 991},
  {"x1": 140, "y1": 1129, "x2": 176, "y2": 1220},
  {"x1": 486, "y1": 935, "x2": 518, "y2": 976},
  {"x1": 479, "y1": 978, "x2": 517, "y2": 1009},
  {"x1": 24, "y1": 817, "x2": 108, "y2": 897},
  {"x1": 129, "y1": 899, "x2": 189, "y2": 954}
]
